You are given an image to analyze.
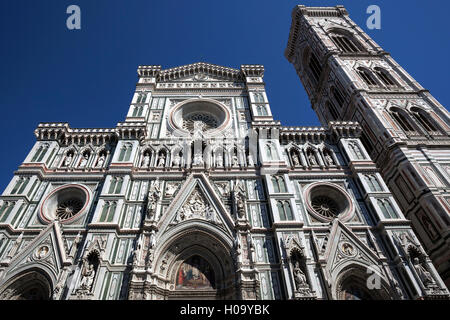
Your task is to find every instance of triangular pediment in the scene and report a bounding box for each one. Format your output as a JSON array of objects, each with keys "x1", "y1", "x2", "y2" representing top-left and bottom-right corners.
[
  {"x1": 2, "y1": 222, "x2": 71, "y2": 282},
  {"x1": 157, "y1": 173, "x2": 234, "y2": 236},
  {"x1": 323, "y1": 220, "x2": 381, "y2": 274}
]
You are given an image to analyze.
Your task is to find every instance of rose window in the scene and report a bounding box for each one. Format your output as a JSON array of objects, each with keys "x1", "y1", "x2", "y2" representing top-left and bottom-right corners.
[
  {"x1": 183, "y1": 113, "x2": 219, "y2": 132},
  {"x1": 40, "y1": 185, "x2": 89, "y2": 223},
  {"x1": 311, "y1": 196, "x2": 339, "y2": 218},
  {"x1": 56, "y1": 198, "x2": 84, "y2": 220},
  {"x1": 305, "y1": 183, "x2": 353, "y2": 221}
]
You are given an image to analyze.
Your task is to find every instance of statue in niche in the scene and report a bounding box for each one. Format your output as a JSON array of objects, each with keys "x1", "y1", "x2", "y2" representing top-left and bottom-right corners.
[
  {"x1": 157, "y1": 153, "x2": 166, "y2": 167},
  {"x1": 79, "y1": 259, "x2": 96, "y2": 291},
  {"x1": 324, "y1": 152, "x2": 334, "y2": 165},
  {"x1": 172, "y1": 154, "x2": 181, "y2": 167},
  {"x1": 147, "y1": 179, "x2": 161, "y2": 219},
  {"x1": 307, "y1": 152, "x2": 316, "y2": 166},
  {"x1": 141, "y1": 152, "x2": 151, "y2": 167},
  {"x1": 132, "y1": 247, "x2": 140, "y2": 266},
  {"x1": 149, "y1": 230, "x2": 157, "y2": 248},
  {"x1": 233, "y1": 180, "x2": 246, "y2": 219},
  {"x1": 205, "y1": 205, "x2": 216, "y2": 223},
  {"x1": 165, "y1": 183, "x2": 178, "y2": 197},
  {"x1": 192, "y1": 121, "x2": 205, "y2": 140},
  {"x1": 292, "y1": 152, "x2": 300, "y2": 166},
  {"x1": 247, "y1": 154, "x2": 254, "y2": 167},
  {"x1": 293, "y1": 261, "x2": 308, "y2": 290},
  {"x1": 193, "y1": 150, "x2": 204, "y2": 166},
  {"x1": 96, "y1": 152, "x2": 106, "y2": 168},
  {"x1": 215, "y1": 153, "x2": 223, "y2": 167},
  {"x1": 64, "y1": 152, "x2": 73, "y2": 167},
  {"x1": 413, "y1": 257, "x2": 435, "y2": 287},
  {"x1": 79, "y1": 153, "x2": 89, "y2": 167},
  {"x1": 232, "y1": 154, "x2": 239, "y2": 167}
]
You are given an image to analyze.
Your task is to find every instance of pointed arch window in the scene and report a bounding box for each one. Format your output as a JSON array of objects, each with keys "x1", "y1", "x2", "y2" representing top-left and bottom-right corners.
[
  {"x1": 266, "y1": 143, "x2": 276, "y2": 160},
  {"x1": 330, "y1": 33, "x2": 361, "y2": 53},
  {"x1": 308, "y1": 52, "x2": 323, "y2": 83},
  {"x1": 374, "y1": 67, "x2": 397, "y2": 86},
  {"x1": 377, "y1": 199, "x2": 398, "y2": 219},
  {"x1": 118, "y1": 144, "x2": 133, "y2": 162},
  {"x1": 357, "y1": 67, "x2": 378, "y2": 86},
  {"x1": 277, "y1": 200, "x2": 294, "y2": 221},
  {"x1": 99, "y1": 201, "x2": 117, "y2": 222},
  {"x1": 136, "y1": 92, "x2": 147, "y2": 103},
  {"x1": 11, "y1": 177, "x2": 30, "y2": 195},
  {"x1": 331, "y1": 86, "x2": 346, "y2": 108},
  {"x1": 410, "y1": 108, "x2": 440, "y2": 133},
  {"x1": 31, "y1": 144, "x2": 49, "y2": 162},
  {"x1": 326, "y1": 101, "x2": 339, "y2": 120},
  {"x1": 108, "y1": 177, "x2": 124, "y2": 194},
  {"x1": 254, "y1": 93, "x2": 265, "y2": 103},
  {"x1": 132, "y1": 105, "x2": 144, "y2": 117},
  {"x1": 0, "y1": 202, "x2": 15, "y2": 223},
  {"x1": 256, "y1": 105, "x2": 268, "y2": 116},
  {"x1": 272, "y1": 176, "x2": 287, "y2": 193},
  {"x1": 364, "y1": 174, "x2": 383, "y2": 192},
  {"x1": 390, "y1": 108, "x2": 415, "y2": 133}
]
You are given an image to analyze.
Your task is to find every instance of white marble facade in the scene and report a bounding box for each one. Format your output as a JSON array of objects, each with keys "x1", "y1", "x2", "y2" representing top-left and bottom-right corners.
[{"x1": 0, "y1": 6, "x2": 448, "y2": 300}]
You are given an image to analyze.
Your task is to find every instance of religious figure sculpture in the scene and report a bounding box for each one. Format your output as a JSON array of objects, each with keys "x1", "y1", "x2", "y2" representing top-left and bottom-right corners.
[
  {"x1": 292, "y1": 153, "x2": 300, "y2": 166},
  {"x1": 141, "y1": 152, "x2": 151, "y2": 167},
  {"x1": 147, "y1": 179, "x2": 161, "y2": 220},
  {"x1": 308, "y1": 152, "x2": 316, "y2": 166},
  {"x1": 149, "y1": 230, "x2": 157, "y2": 248},
  {"x1": 413, "y1": 257, "x2": 435, "y2": 287},
  {"x1": 232, "y1": 154, "x2": 239, "y2": 167},
  {"x1": 293, "y1": 261, "x2": 308, "y2": 290},
  {"x1": 79, "y1": 259, "x2": 96, "y2": 291},
  {"x1": 247, "y1": 154, "x2": 254, "y2": 167},
  {"x1": 325, "y1": 153, "x2": 334, "y2": 165},
  {"x1": 215, "y1": 153, "x2": 223, "y2": 167},
  {"x1": 79, "y1": 153, "x2": 89, "y2": 167},
  {"x1": 157, "y1": 153, "x2": 166, "y2": 167},
  {"x1": 64, "y1": 152, "x2": 73, "y2": 167},
  {"x1": 172, "y1": 154, "x2": 181, "y2": 167},
  {"x1": 96, "y1": 153, "x2": 106, "y2": 168},
  {"x1": 233, "y1": 179, "x2": 246, "y2": 219}
]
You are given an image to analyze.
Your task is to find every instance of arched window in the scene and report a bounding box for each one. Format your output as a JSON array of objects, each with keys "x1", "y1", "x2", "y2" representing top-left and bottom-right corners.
[
  {"x1": 330, "y1": 33, "x2": 361, "y2": 53},
  {"x1": 357, "y1": 67, "x2": 377, "y2": 86},
  {"x1": 0, "y1": 202, "x2": 15, "y2": 223},
  {"x1": 272, "y1": 176, "x2": 287, "y2": 193},
  {"x1": 136, "y1": 92, "x2": 147, "y2": 103},
  {"x1": 256, "y1": 105, "x2": 268, "y2": 116},
  {"x1": 326, "y1": 101, "x2": 339, "y2": 120},
  {"x1": 365, "y1": 174, "x2": 382, "y2": 192},
  {"x1": 277, "y1": 200, "x2": 293, "y2": 221},
  {"x1": 410, "y1": 107, "x2": 439, "y2": 133},
  {"x1": 266, "y1": 143, "x2": 275, "y2": 160},
  {"x1": 11, "y1": 177, "x2": 30, "y2": 195},
  {"x1": 377, "y1": 199, "x2": 398, "y2": 219},
  {"x1": 254, "y1": 93, "x2": 264, "y2": 103},
  {"x1": 390, "y1": 108, "x2": 415, "y2": 133},
  {"x1": 118, "y1": 144, "x2": 133, "y2": 162},
  {"x1": 374, "y1": 67, "x2": 396, "y2": 86},
  {"x1": 99, "y1": 201, "x2": 117, "y2": 222},
  {"x1": 31, "y1": 144, "x2": 49, "y2": 162},
  {"x1": 108, "y1": 177, "x2": 123, "y2": 194},
  {"x1": 308, "y1": 52, "x2": 322, "y2": 83},
  {"x1": 331, "y1": 86, "x2": 346, "y2": 108}
]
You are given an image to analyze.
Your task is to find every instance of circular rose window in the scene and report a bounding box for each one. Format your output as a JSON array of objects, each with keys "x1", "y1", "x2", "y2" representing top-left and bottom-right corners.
[
  {"x1": 304, "y1": 182, "x2": 353, "y2": 222},
  {"x1": 40, "y1": 185, "x2": 89, "y2": 223},
  {"x1": 169, "y1": 99, "x2": 230, "y2": 135}
]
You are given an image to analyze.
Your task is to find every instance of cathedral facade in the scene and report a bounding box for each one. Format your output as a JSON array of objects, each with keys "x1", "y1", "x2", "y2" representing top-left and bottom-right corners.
[{"x1": 0, "y1": 5, "x2": 449, "y2": 300}]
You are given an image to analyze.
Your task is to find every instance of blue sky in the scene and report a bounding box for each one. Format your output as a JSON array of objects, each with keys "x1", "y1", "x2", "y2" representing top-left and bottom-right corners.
[{"x1": 0, "y1": 0, "x2": 449, "y2": 191}]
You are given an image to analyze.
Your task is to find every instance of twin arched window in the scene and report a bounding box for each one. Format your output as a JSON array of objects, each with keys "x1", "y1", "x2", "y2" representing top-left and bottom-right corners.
[
  {"x1": 108, "y1": 177, "x2": 123, "y2": 194},
  {"x1": 254, "y1": 93, "x2": 264, "y2": 103},
  {"x1": 272, "y1": 176, "x2": 287, "y2": 193},
  {"x1": 118, "y1": 144, "x2": 133, "y2": 162},
  {"x1": 31, "y1": 143, "x2": 49, "y2": 162},
  {"x1": 256, "y1": 105, "x2": 268, "y2": 116},
  {"x1": 357, "y1": 67, "x2": 378, "y2": 86},
  {"x1": 11, "y1": 177, "x2": 30, "y2": 195},
  {"x1": 364, "y1": 174, "x2": 383, "y2": 192},
  {"x1": 377, "y1": 199, "x2": 398, "y2": 219},
  {"x1": 132, "y1": 105, "x2": 144, "y2": 117},
  {"x1": 99, "y1": 201, "x2": 117, "y2": 222},
  {"x1": 330, "y1": 33, "x2": 362, "y2": 53},
  {"x1": 136, "y1": 92, "x2": 147, "y2": 103},
  {"x1": 390, "y1": 107, "x2": 442, "y2": 134},
  {"x1": 277, "y1": 200, "x2": 293, "y2": 221}
]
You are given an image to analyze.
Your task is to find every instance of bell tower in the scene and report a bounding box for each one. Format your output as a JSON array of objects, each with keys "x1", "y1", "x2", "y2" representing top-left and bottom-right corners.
[{"x1": 285, "y1": 5, "x2": 450, "y2": 286}]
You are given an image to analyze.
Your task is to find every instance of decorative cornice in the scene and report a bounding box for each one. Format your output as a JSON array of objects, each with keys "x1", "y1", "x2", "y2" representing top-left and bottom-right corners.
[
  {"x1": 285, "y1": 5, "x2": 349, "y2": 61},
  {"x1": 240, "y1": 65, "x2": 265, "y2": 77},
  {"x1": 152, "y1": 62, "x2": 243, "y2": 82}
]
